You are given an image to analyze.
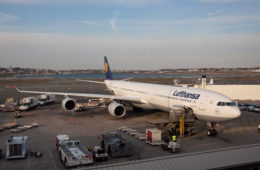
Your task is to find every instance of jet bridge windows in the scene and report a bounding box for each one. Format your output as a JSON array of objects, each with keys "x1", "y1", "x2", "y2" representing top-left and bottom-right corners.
[{"x1": 217, "y1": 102, "x2": 236, "y2": 106}]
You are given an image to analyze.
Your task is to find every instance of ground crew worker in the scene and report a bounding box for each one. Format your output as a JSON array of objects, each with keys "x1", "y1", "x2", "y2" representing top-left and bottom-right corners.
[
  {"x1": 14, "y1": 110, "x2": 21, "y2": 118},
  {"x1": 172, "y1": 135, "x2": 176, "y2": 142}
]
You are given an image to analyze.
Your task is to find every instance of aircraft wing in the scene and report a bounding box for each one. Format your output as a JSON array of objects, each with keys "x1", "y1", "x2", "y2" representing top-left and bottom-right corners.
[{"x1": 15, "y1": 87, "x2": 147, "y2": 104}]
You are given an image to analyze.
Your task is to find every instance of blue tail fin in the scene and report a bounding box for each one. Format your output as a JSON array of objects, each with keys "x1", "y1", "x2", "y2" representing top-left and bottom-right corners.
[{"x1": 104, "y1": 56, "x2": 114, "y2": 80}]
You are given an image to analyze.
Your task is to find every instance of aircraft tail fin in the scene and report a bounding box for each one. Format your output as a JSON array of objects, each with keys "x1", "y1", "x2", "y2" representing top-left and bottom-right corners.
[{"x1": 104, "y1": 56, "x2": 114, "y2": 80}]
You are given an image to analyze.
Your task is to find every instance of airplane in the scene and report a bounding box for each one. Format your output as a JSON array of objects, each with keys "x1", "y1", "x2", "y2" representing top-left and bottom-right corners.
[{"x1": 15, "y1": 56, "x2": 241, "y2": 136}]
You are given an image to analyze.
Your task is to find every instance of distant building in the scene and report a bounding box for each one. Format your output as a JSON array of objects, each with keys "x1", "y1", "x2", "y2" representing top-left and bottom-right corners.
[
  {"x1": 8, "y1": 66, "x2": 13, "y2": 73},
  {"x1": 253, "y1": 69, "x2": 260, "y2": 73}
]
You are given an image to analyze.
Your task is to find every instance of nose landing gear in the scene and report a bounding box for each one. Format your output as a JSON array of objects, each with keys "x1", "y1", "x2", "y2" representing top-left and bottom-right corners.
[{"x1": 207, "y1": 122, "x2": 217, "y2": 136}]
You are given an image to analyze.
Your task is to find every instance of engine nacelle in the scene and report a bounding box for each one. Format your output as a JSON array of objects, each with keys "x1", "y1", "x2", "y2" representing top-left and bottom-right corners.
[
  {"x1": 62, "y1": 97, "x2": 76, "y2": 111},
  {"x1": 108, "y1": 102, "x2": 126, "y2": 118}
]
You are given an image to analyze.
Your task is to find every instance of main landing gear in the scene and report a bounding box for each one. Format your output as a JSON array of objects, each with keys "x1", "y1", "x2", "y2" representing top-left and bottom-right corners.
[{"x1": 207, "y1": 122, "x2": 217, "y2": 136}]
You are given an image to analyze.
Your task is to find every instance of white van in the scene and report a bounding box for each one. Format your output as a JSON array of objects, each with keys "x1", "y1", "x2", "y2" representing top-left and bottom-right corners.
[
  {"x1": 19, "y1": 97, "x2": 38, "y2": 111},
  {"x1": 38, "y1": 94, "x2": 55, "y2": 105}
]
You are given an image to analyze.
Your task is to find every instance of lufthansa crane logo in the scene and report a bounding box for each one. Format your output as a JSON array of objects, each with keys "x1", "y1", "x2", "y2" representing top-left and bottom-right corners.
[{"x1": 105, "y1": 63, "x2": 108, "y2": 73}]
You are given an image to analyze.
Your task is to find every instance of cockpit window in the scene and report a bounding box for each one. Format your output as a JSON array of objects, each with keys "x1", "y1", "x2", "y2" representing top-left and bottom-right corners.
[
  {"x1": 217, "y1": 101, "x2": 236, "y2": 106},
  {"x1": 226, "y1": 102, "x2": 236, "y2": 106},
  {"x1": 217, "y1": 102, "x2": 225, "y2": 106}
]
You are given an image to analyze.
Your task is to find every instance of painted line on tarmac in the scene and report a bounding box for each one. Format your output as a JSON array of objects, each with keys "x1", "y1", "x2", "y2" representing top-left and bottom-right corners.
[
  {"x1": 48, "y1": 150, "x2": 58, "y2": 170},
  {"x1": 230, "y1": 127, "x2": 235, "y2": 135},
  {"x1": 221, "y1": 125, "x2": 226, "y2": 134},
  {"x1": 1, "y1": 162, "x2": 5, "y2": 170},
  {"x1": 238, "y1": 120, "x2": 244, "y2": 134},
  {"x1": 243, "y1": 119, "x2": 251, "y2": 133},
  {"x1": 249, "y1": 119, "x2": 259, "y2": 131},
  {"x1": 249, "y1": 119, "x2": 257, "y2": 126},
  {"x1": 27, "y1": 154, "x2": 31, "y2": 170}
]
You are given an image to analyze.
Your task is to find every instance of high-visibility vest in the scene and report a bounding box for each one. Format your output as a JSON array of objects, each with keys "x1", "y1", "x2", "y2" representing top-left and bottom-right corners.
[{"x1": 172, "y1": 135, "x2": 176, "y2": 141}]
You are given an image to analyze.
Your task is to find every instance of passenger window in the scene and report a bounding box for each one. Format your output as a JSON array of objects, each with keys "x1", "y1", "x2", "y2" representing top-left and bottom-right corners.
[
  {"x1": 221, "y1": 102, "x2": 225, "y2": 106},
  {"x1": 217, "y1": 102, "x2": 221, "y2": 106}
]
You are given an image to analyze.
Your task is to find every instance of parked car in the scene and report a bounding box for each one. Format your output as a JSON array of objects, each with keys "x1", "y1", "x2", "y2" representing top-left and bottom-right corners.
[
  {"x1": 238, "y1": 103, "x2": 247, "y2": 111},
  {"x1": 253, "y1": 107, "x2": 260, "y2": 113},
  {"x1": 247, "y1": 105, "x2": 255, "y2": 112}
]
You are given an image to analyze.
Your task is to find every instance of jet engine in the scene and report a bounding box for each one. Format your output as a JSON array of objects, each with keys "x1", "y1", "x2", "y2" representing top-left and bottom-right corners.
[
  {"x1": 108, "y1": 102, "x2": 126, "y2": 118},
  {"x1": 62, "y1": 97, "x2": 76, "y2": 111}
]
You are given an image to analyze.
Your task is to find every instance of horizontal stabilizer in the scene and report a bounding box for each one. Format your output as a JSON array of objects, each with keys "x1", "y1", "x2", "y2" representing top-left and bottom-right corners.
[{"x1": 76, "y1": 79, "x2": 105, "y2": 84}]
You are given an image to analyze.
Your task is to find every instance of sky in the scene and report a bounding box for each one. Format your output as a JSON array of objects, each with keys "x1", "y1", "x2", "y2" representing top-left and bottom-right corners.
[{"x1": 0, "y1": 0, "x2": 260, "y2": 70}]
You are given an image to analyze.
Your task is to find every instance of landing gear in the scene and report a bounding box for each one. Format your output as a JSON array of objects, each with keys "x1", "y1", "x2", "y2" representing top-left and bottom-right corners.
[{"x1": 207, "y1": 122, "x2": 217, "y2": 136}]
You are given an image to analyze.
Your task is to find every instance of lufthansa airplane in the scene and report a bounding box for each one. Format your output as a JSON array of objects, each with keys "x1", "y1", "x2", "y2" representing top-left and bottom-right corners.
[{"x1": 16, "y1": 56, "x2": 241, "y2": 136}]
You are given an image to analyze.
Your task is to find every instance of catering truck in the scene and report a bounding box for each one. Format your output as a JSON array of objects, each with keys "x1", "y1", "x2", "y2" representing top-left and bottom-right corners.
[
  {"x1": 56, "y1": 135, "x2": 93, "y2": 168},
  {"x1": 38, "y1": 94, "x2": 55, "y2": 106},
  {"x1": 19, "y1": 97, "x2": 38, "y2": 111}
]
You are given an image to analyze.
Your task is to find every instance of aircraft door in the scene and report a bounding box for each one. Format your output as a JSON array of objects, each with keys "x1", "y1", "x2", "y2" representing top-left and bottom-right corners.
[
  {"x1": 199, "y1": 96, "x2": 208, "y2": 110},
  {"x1": 168, "y1": 88, "x2": 179, "y2": 109}
]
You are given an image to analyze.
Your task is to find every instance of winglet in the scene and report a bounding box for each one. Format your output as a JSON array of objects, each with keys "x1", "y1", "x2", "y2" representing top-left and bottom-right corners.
[{"x1": 104, "y1": 56, "x2": 114, "y2": 80}]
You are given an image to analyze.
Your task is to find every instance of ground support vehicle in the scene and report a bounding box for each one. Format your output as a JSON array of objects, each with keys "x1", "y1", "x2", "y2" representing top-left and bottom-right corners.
[
  {"x1": 118, "y1": 126, "x2": 128, "y2": 131},
  {"x1": 0, "y1": 98, "x2": 18, "y2": 112},
  {"x1": 74, "y1": 103, "x2": 89, "y2": 112},
  {"x1": 14, "y1": 111, "x2": 22, "y2": 118},
  {"x1": 38, "y1": 94, "x2": 55, "y2": 105},
  {"x1": 148, "y1": 118, "x2": 196, "y2": 137},
  {"x1": 56, "y1": 135, "x2": 93, "y2": 168},
  {"x1": 161, "y1": 141, "x2": 181, "y2": 153},
  {"x1": 6, "y1": 136, "x2": 28, "y2": 160},
  {"x1": 56, "y1": 135, "x2": 70, "y2": 149},
  {"x1": 146, "y1": 128, "x2": 164, "y2": 146},
  {"x1": 100, "y1": 132, "x2": 133, "y2": 158},
  {"x1": 135, "y1": 133, "x2": 146, "y2": 141},
  {"x1": 19, "y1": 97, "x2": 38, "y2": 111},
  {"x1": 127, "y1": 129, "x2": 138, "y2": 136},
  {"x1": 31, "y1": 149, "x2": 42, "y2": 157},
  {"x1": 10, "y1": 127, "x2": 26, "y2": 133},
  {"x1": 92, "y1": 146, "x2": 108, "y2": 161},
  {"x1": 3, "y1": 121, "x2": 18, "y2": 129},
  {"x1": 87, "y1": 99, "x2": 108, "y2": 107}
]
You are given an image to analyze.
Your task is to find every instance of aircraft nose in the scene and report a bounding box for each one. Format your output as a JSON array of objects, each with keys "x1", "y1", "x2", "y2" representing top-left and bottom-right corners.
[{"x1": 233, "y1": 107, "x2": 241, "y2": 119}]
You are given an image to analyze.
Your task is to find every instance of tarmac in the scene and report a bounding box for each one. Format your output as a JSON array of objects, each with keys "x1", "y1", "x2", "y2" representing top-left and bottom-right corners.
[{"x1": 0, "y1": 78, "x2": 260, "y2": 170}]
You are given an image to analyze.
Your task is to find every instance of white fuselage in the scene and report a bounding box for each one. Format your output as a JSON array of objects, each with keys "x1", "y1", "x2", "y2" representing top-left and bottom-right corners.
[{"x1": 105, "y1": 80, "x2": 241, "y2": 123}]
